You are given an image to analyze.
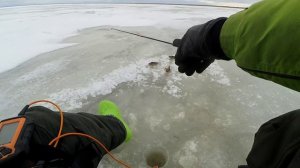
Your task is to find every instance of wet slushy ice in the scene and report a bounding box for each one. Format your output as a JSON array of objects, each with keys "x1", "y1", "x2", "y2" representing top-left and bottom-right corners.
[
  {"x1": 0, "y1": 5, "x2": 299, "y2": 168},
  {"x1": 67, "y1": 28, "x2": 299, "y2": 168},
  {"x1": 85, "y1": 58, "x2": 300, "y2": 168}
]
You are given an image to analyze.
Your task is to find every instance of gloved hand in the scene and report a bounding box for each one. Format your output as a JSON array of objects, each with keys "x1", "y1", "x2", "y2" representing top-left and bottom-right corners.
[
  {"x1": 174, "y1": 17, "x2": 231, "y2": 76},
  {"x1": 0, "y1": 105, "x2": 127, "y2": 168}
]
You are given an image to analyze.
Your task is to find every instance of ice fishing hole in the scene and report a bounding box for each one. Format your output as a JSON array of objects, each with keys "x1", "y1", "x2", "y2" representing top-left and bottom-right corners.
[{"x1": 145, "y1": 148, "x2": 168, "y2": 167}]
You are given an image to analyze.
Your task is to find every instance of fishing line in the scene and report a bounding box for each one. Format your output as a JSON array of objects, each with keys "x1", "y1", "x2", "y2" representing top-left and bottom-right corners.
[{"x1": 111, "y1": 28, "x2": 181, "y2": 47}]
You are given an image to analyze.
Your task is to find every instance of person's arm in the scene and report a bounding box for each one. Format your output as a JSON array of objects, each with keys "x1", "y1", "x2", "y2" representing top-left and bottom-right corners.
[
  {"x1": 220, "y1": 0, "x2": 300, "y2": 91},
  {"x1": 175, "y1": 0, "x2": 300, "y2": 92}
]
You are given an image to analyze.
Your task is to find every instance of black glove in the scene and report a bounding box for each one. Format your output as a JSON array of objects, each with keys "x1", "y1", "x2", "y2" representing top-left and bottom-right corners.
[
  {"x1": 174, "y1": 17, "x2": 231, "y2": 76},
  {"x1": 1, "y1": 106, "x2": 126, "y2": 168}
]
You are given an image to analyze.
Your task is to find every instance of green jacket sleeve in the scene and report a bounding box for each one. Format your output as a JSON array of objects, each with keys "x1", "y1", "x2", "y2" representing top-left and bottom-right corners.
[{"x1": 220, "y1": 0, "x2": 300, "y2": 92}]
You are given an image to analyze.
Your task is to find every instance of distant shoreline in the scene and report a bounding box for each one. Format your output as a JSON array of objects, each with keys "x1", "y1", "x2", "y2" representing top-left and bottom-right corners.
[{"x1": 0, "y1": 2, "x2": 248, "y2": 9}]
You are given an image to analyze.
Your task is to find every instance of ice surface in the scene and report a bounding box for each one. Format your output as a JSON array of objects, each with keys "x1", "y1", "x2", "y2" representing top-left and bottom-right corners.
[
  {"x1": 0, "y1": 4, "x2": 237, "y2": 73},
  {"x1": 0, "y1": 4, "x2": 299, "y2": 168},
  {"x1": 0, "y1": 0, "x2": 254, "y2": 8},
  {"x1": 189, "y1": 0, "x2": 250, "y2": 7}
]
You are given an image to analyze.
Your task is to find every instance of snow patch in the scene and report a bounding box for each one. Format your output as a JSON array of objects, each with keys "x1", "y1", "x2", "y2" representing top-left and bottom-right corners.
[
  {"x1": 214, "y1": 114, "x2": 233, "y2": 127},
  {"x1": 49, "y1": 55, "x2": 185, "y2": 110},
  {"x1": 195, "y1": 0, "x2": 250, "y2": 8},
  {"x1": 47, "y1": 56, "x2": 231, "y2": 110},
  {"x1": 128, "y1": 113, "x2": 138, "y2": 131},
  {"x1": 0, "y1": 4, "x2": 239, "y2": 73},
  {"x1": 206, "y1": 62, "x2": 231, "y2": 86},
  {"x1": 14, "y1": 60, "x2": 68, "y2": 83},
  {"x1": 148, "y1": 116, "x2": 163, "y2": 132},
  {"x1": 175, "y1": 139, "x2": 200, "y2": 167},
  {"x1": 173, "y1": 112, "x2": 185, "y2": 120},
  {"x1": 163, "y1": 124, "x2": 171, "y2": 131}
]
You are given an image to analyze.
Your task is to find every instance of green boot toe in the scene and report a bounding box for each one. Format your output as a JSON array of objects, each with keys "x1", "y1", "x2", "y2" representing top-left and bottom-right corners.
[{"x1": 98, "y1": 100, "x2": 132, "y2": 142}]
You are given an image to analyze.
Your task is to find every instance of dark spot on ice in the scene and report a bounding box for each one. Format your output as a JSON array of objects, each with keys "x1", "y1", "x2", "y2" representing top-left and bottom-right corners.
[
  {"x1": 85, "y1": 11, "x2": 96, "y2": 14},
  {"x1": 165, "y1": 66, "x2": 171, "y2": 73},
  {"x1": 146, "y1": 149, "x2": 168, "y2": 167},
  {"x1": 148, "y1": 62, "x2": 159, "y2": 67},
  {"x1": 169, "y1": 56, "x2": 175, "y2": 59}
]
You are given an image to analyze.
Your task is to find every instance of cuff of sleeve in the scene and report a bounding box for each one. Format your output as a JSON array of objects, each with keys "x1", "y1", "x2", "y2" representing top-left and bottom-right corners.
[
  {"x1": 220, "y1": 10, "x2": 245, "y2": 60},
  {"x1": 212, "y1": 17, "x2": 231, "y2": 60}
]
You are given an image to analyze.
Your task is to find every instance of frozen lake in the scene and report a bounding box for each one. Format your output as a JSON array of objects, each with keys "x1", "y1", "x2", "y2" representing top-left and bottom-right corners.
[
  {"x1": 0, "y1": 4, "x2": 299, "y2": 168},
  {"x1": 0, "y1": 0, "x2": 257, "y2": 8}
]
